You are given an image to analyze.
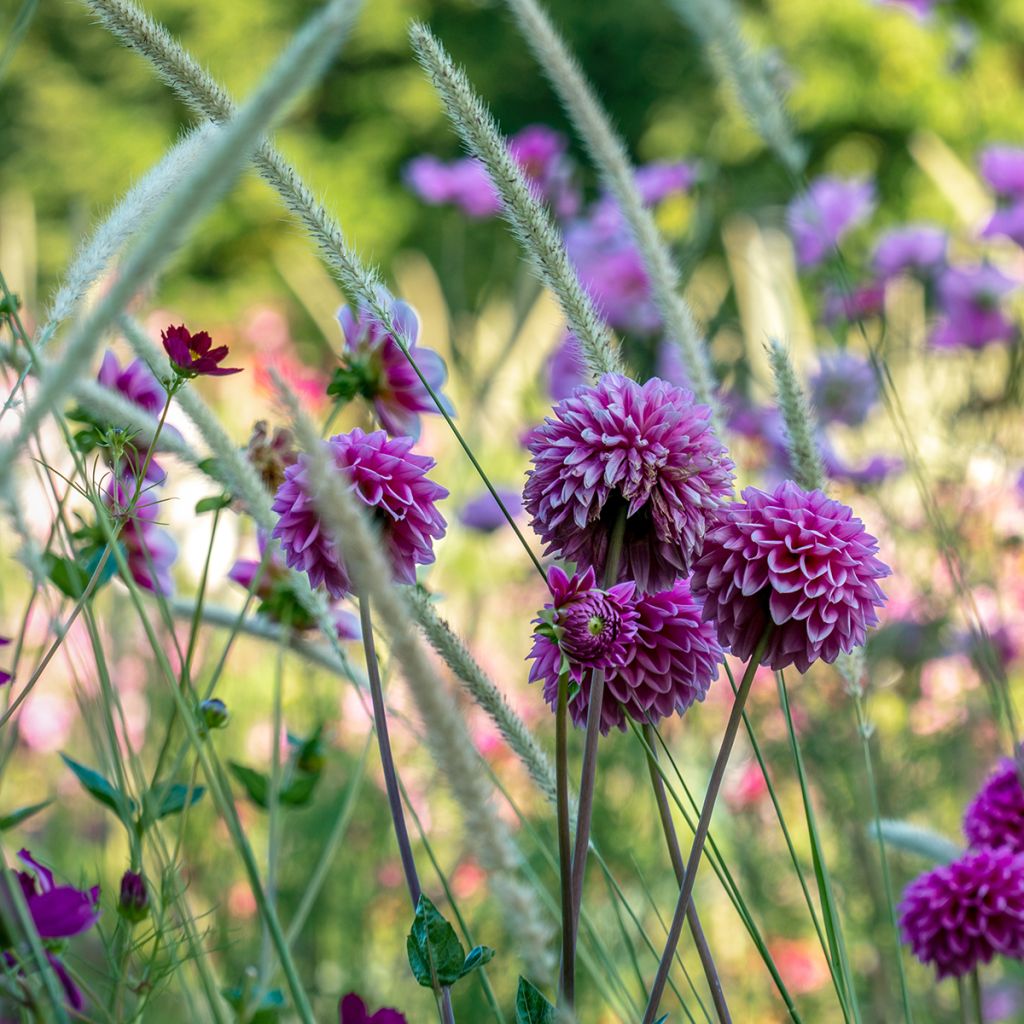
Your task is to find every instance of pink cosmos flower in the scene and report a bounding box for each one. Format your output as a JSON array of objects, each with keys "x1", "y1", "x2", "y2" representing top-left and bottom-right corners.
[
  {"x1": 899, "y1": 847, "x2": 1024, "y2": 979},
  {"x1": 333, "y1": 291, "x2": 452, "y2": 440},
  {"x1": 161, "y1": 324, "x2": 241, "y2": 377},
  {"x1": 787, "y1": 177, "x2": 875, "y2": 268},
  {"x1": 271, "y1": 429, "x2": 447, "y2": 600},
  {"x1": 964, "y1": 758, "x2": 1024, "y2": 854},
  {"x1": 691, "y1": 481, "x2": 890, "y2": 673},
  {"x1": 528, "y1": 577, "x2": 721, "y2": 733},
  {"x1": 524, "y1": 374, "x2": 734, "y2": 593},
  {"x1": 929, "y1": 265, "x2": 1018, "y2": 350}
]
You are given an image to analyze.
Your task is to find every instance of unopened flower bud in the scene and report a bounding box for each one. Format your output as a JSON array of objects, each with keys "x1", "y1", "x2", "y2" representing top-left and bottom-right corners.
[
  {"x1": 118, "y1": 870, "x2": 149, "y2": 924},
  {"x1": 199, "y1": 698, "x2": 229, "y2": 731}
]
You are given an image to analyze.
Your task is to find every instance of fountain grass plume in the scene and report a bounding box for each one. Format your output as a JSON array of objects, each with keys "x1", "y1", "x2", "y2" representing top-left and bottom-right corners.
[
  {"x1": 0, "y1": 0, "x2": 359, "y2": 497},
  {"x1": 767, "y1": 339, "x2": 826, "y2": 492},
  {"x1": 279, "y1": 379, "x2": 555, "y2": 980},
  {"x1": 501, "y1": 0, "x2": 719, "y2": 417},
  {"x1": 666, "y1": 0, "x2": 803, "y2": 174},
  {"x1": 409, "y1": 21, "x2": 621, "y2": 380}
]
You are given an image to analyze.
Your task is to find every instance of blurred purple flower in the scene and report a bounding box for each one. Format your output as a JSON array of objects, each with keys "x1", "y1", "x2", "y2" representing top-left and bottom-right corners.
[
  {"x1": 787, "y1": 177, "x2": 875, "y2": 268},
  {"x1": 334, "y1": 291, "x2": 452, "y2": 440},
  {"x1": 877, "y1": 0, "x2": 941, "y2": 17},
  {"x1": 404, "y1": 156, "x2": 501, "y2": 218},
  {"x1": 980, "y1": 146, "x2": 1024, "y2": 198},
  {"x1": 964, "y1": 758, "x2": 1024, "y2": 854},
  {"x1": 272, "y1": 429, "x2": 447, "y2": 600},
  {"x1": 104, "y1": 476, "x2": 177, "y2": 597},
  {"x1": 872, "y1": 224, "x2": 947, "y2": 280},
  {"x1": 633, "y1": 161, "x2": 695, "y2": 205},
  {"x1": 929, "y1": 265, "x2": 1018, "y2": 350},
  {"x1": 545, "y1": 331, "x2": 588, "y2": 401},
  {"x1": 899, "y1": 846, "x2": 1024, "y2": 978},
  {"x1": 161, "y1": 324, "x2": 241, "y2": 378},
  {"x1": 509, "y1": 124, "x2": 580, "y2": 219},
  {"x1": 809, "y1": 351, "x2": 878, "y2": 426},
  {"x1": 822, "y1": 281, "x2": 885, "y2": 326},
  {"x1": 825, "y1": 452, "x2": 904, "y2": 488},
  {"x1": 524, "y1": 374, "x2": 734, "y2": 593},
  {"x1": 983, "y1": 981, "x2": 1024, "y2": 1023},
  {"x1": 457, "y1": 488, "x2": 523, "y2": 533},
  {"x1": 339, "y1": 993, "x2": 406, "y2": 1024},
  {"x1": 983, "y1": 202, "x2": 1024, "y2": 248},
  {"x1": 692, "y1": 481, "x2": 890, "y2": 673},
  {"x1": 0, "y1": 636, "x2": 9, "y2": 687}
]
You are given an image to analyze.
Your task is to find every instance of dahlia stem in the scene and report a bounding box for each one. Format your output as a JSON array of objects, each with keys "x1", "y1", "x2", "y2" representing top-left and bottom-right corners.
[
  {"x1": 642, "y1": 723, "x2": 732, "y2": 1024},
  {"x1": 564, "y1": 507, "x2": 627, "y2": 997},
  {"x1": 970, "y1": 969, "x2": 983, "y2": 1024},
  {"x1": 556, "y1": 670, "x2": 575, "y2": 1011},
  {"x1": 357, "y1": 592, "x2": 456, "y2": 1024},
  {"x1": 641, "y1": 627, "x2": 772, "y2": 1024},
  {"x1": 957, "y1": 978, "x2": 969, "y2": 1024}
]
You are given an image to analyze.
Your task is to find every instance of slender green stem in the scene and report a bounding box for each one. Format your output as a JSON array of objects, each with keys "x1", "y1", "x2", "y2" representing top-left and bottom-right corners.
[
  {"x1": 958, "y1": 977, "x2": 969, "y2": 1024},
  {"x1": 556, "y1": 669, "x2": 575, "y2": 1010},
  {"x1": 970, "y1": 969, "x2": 983, "y2": 1024},
  {"x1": 641, "y1": 629, "x2": 772, "y2": 1024}
]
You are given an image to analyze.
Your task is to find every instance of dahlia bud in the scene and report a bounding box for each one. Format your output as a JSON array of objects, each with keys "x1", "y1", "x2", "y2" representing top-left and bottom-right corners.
[
  {"x1": 118, "y1": 871, "x2": 149, "y2": 924},
  {"x1": 199, "y1": 698, "x2": 229, "y2": 731},
  {"x1": 246, "y1": 421, "x2": 298, "y2": 495}
]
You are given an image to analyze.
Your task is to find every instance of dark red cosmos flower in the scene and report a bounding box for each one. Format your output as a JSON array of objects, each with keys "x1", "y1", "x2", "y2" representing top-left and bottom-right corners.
[
  {"x1": 339, "y1": 992, "x2": 406, "y2": 1024},
  {"x1": 160, "y1": 324, "x2": 241, "y2": 378}
]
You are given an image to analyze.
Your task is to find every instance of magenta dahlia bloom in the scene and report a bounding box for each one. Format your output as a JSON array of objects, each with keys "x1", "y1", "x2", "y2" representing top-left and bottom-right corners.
[
  {"x1": 691, "y1": 481, "x2": 890, "y2": 673},
  {"x1": 272, "y1": 428, "x2": 447, "y2": 600},
  {"x1": 161, "y1": 323, "x2": 241, "y2": 377},
  {"x1": 872, "y1": 224, "x2": 947, "y2": 280},
  {"x1": 333, "y1": 291, "x2": 453, "y2": 440},
  {"x1": 787, "y1": 177, "x2": 875, "y2": 268},
  {"x1": 525, "y1": 374, "x2": 734, "y2": 593},
  {"x1": 964, "y1": 758, "x2": 1024, "y2": 854},
  {"x1": 899, "y1": 847, "x2": 1024, "y2": 979},
  {"x1": 929, "y1": 265, "x2": 1018, "y2": 350},
  {"x1": 104, "y1": 476, "x2": 178, "y2": 596},
  {"x1": 529, "y1": 577, "x2": 721, "y2": 733},
  {"x1": 339, "y1": 993, "x2": 406, "y2": 1024}
]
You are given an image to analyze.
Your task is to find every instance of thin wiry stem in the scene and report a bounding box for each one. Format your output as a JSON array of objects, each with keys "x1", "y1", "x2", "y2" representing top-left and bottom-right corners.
[
  {"x1": 408, "y1": 21, "x2": 621, "y2": 380},
  {"x1": 501, "y1": 0, "x2": 719, "y2": 418}
]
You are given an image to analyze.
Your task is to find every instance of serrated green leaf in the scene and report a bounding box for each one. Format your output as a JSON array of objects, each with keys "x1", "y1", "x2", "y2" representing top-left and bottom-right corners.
[
  {"x1": 514, "y1": 978, "x2": 555, "y2": 1024},
  {"x1": 458, "y1": 945, "x2": 495, "y2": 979},
  {"x1": 407, "y1": 894, "x2": 466, "y2": 988},
  {"x1": 148, "y1": 782, "x2": 206, "y2": 821},
  {"x1": 60, "y1": 753, "x2": 135, "y2": 817},
  {"x1": 228, "y1": 763, "x2": 269, "y2": 809},
  {"x1": 195, "y1": 494, "x2": 232, "y2": 514},
  {"x1": 0, "y1": 800, "x2": 52, "y2": 831}
]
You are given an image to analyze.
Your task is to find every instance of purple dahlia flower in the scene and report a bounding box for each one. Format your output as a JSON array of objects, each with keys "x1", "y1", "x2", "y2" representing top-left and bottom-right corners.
[
  {"x1": 529, "y1": 577, "x2": 721, "y2": 733},
  {"x1": 271, "y1": 428, "x2": 447, "y2": 600},
  {"x1": 899, "y1": 846, "x2": 1024, "y2": 979},
  {"x1": 929, "y1": 265, "x2": 1018, "y2": 350},
  {"x1": 334, "y1": 291, "x2": 453, "y2": 441},
  {"x1": 964, "y1": 758, "x2": 1024, "y2": 854},
  {"x1": 691, "y1": 481, "x2": 890, "y2": 673},
  {"x1": 339, "y1": 993, "x2": 406, "y2": 1024},
  {"x1": 787, "y1": 177, "x2": 875, "y2": 268},
  {"x1": 872, "y1": 224, "x2": 947, "y2": 280},
  {"x1": 809, "y1": 351, "x2": 878, "y2": 427},
  {"x1": 524, "y1": 374, "x2": 734, "y2": 593},
  {"x1": 104, "y1": 476, "x2": 178, "y2": 597}
]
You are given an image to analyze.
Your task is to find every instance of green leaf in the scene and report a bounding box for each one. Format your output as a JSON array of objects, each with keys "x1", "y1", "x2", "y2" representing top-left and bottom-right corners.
[
  {"x1": 514, "y1": 978, "x2": 555, "y2": 1024},
  {"x1": 149, "y1": 782, "x2": 206, "y2": 821},
  {"x1": 197, "y1": 457, "x2": 222, "y2": 477},
  {"x1": 654, "y1": 1017, "x2": 670, "y2": 1024},
  {"x1": 458, "y1": 945, "x2": 495, "y2": 980},
  {"x1": 875, "y1": 820, "x2": 962, "y2": 865},
  {"x1": 195, "y1": 494, "x2": 232, "y2": 515},
  {"x1": 407, "y1": 894, "x2": 466, "y2": 988},
  {"x1": 280, "y1": 774, "x2": 318, "y2": 807},
  {"x1": 228, "y1": 763, "x2": 269, "y2": 809},
  {"x1": 44, "y1": 554, "x2": 90, "y2": 599},
  {"x1": 60, "y1": 753, "x2": 135, "y2": 817},
  {"x1": 221, "y1": 986, "x2": 285, "y2": 1024},
  {"x1": 0, "y1": 800, "x2": 52, "y2": 831}
]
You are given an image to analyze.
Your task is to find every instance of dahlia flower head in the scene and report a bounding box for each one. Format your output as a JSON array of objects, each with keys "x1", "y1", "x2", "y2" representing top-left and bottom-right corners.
[
  {"x1": 930, "y1": 265, "x2": 1018, "y2": 350},
  {"x1": 787, "y1": 176, "x2": 875, "y2": 268},
  {"x1": 104, "y1": 475, "x2": 178, "y2": 597},
  {"x1": 271, "y1": 428, "x2": 447, "y2": 601},
  {"x1": 524, "y1": 374, "x2": 735, "y2": 594},
  {"x1": 809, "y1": 350, "x2": 879, "y2": 427},
  {"x1": 691, "y1": 481, "x2": 890, "y2": 673},
  {"x1": 334, "y1": 290, "x2": 453, "y2": 440},
  {"x1": 528, "y1": 574, "x2": 722, "y2": 734},
  {"x1": 871, "y1": 224, "x2": 947, "y2": 281},
  {"x1": 964, "y1": 758, "x2": 1024, "y2": 854},
  {"x1": 899, "y1": 846, "x2": 1024, "y2": 979}
]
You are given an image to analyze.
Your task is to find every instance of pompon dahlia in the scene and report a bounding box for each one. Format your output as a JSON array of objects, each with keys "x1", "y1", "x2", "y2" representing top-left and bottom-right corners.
[
  {"x1": 899, "y1": 847, "x2": 1024, "y2": 979},
  {"x1": 691, "y1": 481, "x2": 890, "y2": 673},
  {"x1": 524, "y1": 374, "x2": 734, "y2": 593},
  {"x1": 271, "y1": 428, "x2": 447, "y2": 600},
  {"x1": 529, "y1": 577, "x2": 721, "y2": 734},
  {"x1": 964, "y1": 758, "x2": 1024, "y2": 854}
]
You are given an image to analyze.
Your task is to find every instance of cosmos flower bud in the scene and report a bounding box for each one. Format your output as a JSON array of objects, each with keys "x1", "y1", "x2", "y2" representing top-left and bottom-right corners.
[
  {"x1": 117, "y1": 870, "x2": 149, "y2": 924},
  {"x1": 199, "y1": 698, "x2": 229, "y2": 731}
]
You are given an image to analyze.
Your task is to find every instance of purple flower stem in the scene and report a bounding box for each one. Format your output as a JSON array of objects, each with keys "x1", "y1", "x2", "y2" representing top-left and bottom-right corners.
[
  {"x1": 357, "y1": 593, "x2": 455, "y2": 1024},
  {"x1": 564, "y1": 508, "x2": 627, "y2": 996},
  {"x1": 641, "y1": 627, "x2": 773, "y2": 1024},
  {"x1": 642, "y1": 723, "x2": 732, "y2": 1024},
  {"x1": 556, "y1": 670, "x2": 575, "y2": 1011}
]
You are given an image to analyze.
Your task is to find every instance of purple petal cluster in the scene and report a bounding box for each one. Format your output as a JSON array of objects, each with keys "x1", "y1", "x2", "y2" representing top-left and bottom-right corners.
[
  {"x1": 524, "y1": 374, "x2": 734, "y2": 593},
  {"x1": 872, "y1": 224, "x2": 947, "y2": 280},
  {"x1": 809, "y1": 351, "x2": 879, "y2": 427},
  {"x1": 899, "y1": 846, "x2": 1024, "y2": 979},
  {"x1": 929, "y1": 265, "x2": 1018, "y2": 350},
  {"x1": 964, "y1": 759, "x2": 1024, "y2": 854},
  {"x1": 335, "y1": 291, "x2": 452, "y2": 440},
  {"x1": 787, "y1": 177, "x2": 875, "y2": 268},
  {"x1": 528, "y1": 577, "x2": 721, "y2": 734},
  {"x1": 105, "y1": 476, "x2": 178, "y2": 597},
  {"x1": 271, "y1": 428, "x2": 447, "y2": 600},
  {"x1": 980, "y1": 146, "x2": 1024, "y2": 246},
  {"x1": 691, "y1": 481, "x2": 890, "y2": 673},
  {"x1": 161, "y1": 323, "x2": 241, "y2": 377}
]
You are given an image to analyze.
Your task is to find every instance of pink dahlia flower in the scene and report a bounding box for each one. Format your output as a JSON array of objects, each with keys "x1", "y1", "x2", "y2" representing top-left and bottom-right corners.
[
  {"x1": 787, "y1": 177, "x2": 875, "y2": 268},
  {"x1": 964, "y1": 758, "x2": 1024, "y2": 854},
  {"x1": 528, "y1": 577, "x2": 721, "y2": 733},
  {"x1": 333, "y1": 291, "x2": 453, "y2": 440},
  {"x1": 271, "y1": 429, "x2": 447, "y2": 600},
  {"x1": 691, "y1": 481, "x2": 890, "y2": 673},
  {"x1": 899, "y1": 847, "x2": 1024, "y2": 979},
  {"x1": 524, "y1": 374, "x2": 734, "y2": 593}
]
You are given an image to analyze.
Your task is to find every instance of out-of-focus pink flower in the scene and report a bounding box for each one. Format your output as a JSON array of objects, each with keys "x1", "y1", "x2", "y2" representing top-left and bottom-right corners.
[
  {"x1": 929, "y1": 265, "x2": 1018, "y2": 350},
  {"x1": 104, "y1": 476, "x2": 178, "y2": 597},
  {"x1": 872, "y1": 224, "x2": 947, "y2": 280},
  {"x1": 404, "y1": 155, "x2": 501, "y2": 218},
  {"x1": 19, "y1": 690, "x2": 74, "y2": 752},
  {"x1": 821, "y1": 281, "x2": 886, "y2": 325},
  {"x1": 768, "y1": 939, "x2": 832, "y2": 995},
  {"x1": 633, "y1": 161, "x2": 696, "y2": 205},
  {"x1": 724, "y1": 761, "x2": 769, "y2": 810},
  {"x1": 509, "y1": 124, "x2": 580, "y2": 219},
  {"x1": 253, "y1": 353, "x2": 330, "y2": 412},
  {"x1": 787, "y1": 177, "x2": 875, "y2": 268}
]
